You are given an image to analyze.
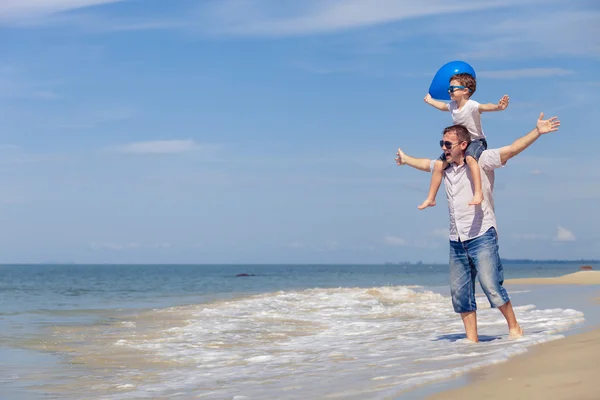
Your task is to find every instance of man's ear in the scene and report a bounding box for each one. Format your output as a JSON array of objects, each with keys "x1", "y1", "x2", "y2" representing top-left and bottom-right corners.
[{"x1": 461, "y1": 141, "x2": 469, "y2": 151}]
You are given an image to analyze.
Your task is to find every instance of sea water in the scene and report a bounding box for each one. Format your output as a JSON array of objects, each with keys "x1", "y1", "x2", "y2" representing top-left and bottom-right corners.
[{"x1": 0, "y1": 263, "x2": 593, "y2": 399}]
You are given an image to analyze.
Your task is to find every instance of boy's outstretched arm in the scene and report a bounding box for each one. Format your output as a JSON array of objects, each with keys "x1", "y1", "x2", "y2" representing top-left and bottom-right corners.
[
  {"x1": 499, "y1": 112, "x2": 560, "y2": 164},
  {"x1": 424, "y1": 94, "x2": 449, "y2": 111},
  {"x1": 479, "y1": 95, "x2": 510, "y2": 112},
  {"x1": 395, "y1": 148, "x2": 432, "y2": 172}
]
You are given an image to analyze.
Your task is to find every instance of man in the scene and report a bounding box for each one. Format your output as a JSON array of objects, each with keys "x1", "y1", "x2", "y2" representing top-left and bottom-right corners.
[{"x1": 395, "y1": 112, "x2": 560, "y2": 342}]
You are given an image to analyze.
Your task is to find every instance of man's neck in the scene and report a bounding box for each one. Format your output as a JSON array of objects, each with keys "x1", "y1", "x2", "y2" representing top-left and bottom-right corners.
[{"x1": 452, "y1": 156, "x2": 466, "y2": 167}]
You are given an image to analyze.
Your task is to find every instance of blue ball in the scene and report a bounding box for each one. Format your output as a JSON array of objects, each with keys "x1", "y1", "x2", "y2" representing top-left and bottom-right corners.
[{"x1": 428, "y1": 61, "x2": 476, "y2": 101}]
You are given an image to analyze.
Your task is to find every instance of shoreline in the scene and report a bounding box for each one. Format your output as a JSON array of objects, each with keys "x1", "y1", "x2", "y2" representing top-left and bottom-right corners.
[
  {"x1": 421, "y1": 271, "x2": 600, "y2": 400},
  {"x1": 426, "y1": 325, "x2": 600, "y2": 400}
]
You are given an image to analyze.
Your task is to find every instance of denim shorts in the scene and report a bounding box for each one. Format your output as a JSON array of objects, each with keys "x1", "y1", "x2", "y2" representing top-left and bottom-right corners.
[
  {"x1": 438, "y1": 139, "x2": 488, "y2": 162},
  {"x1": 448, "y1": 227, "x2": 510, "y2": 313}
]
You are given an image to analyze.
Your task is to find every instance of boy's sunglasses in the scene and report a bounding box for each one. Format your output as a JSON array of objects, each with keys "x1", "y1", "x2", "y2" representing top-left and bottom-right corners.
[
  {"x1": 440, "y1": 140, "x2": 462, "y2": 150},
  {"x1": 447, "y1": 85, "x2": 466, "y2": 93}
]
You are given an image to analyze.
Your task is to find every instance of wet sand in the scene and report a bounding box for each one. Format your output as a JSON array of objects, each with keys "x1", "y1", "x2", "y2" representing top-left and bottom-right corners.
[{"x1": 427, "y1": 271, "x2": 600, "y2": 400}]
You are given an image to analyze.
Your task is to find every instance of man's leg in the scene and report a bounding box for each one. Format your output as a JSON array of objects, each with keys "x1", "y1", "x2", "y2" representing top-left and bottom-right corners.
[
  {"x1": 498, "y1": 301, "x2": 523, "y2": 338},
  {"x1": 470, "y1": 227, "x2": 523, "y2": 338},
  {"x1": 449, "y1": 240, "x2": 478, "y2": 342},
  {"x1": 460, "y1": 311, "x2": 478, "y2": 343}
]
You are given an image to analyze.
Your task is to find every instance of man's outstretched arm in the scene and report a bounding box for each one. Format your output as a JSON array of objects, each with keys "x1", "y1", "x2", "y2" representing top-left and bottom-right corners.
[
  {"x1": 395, "y1": 148, "x2": 432, "y2": 172},
  {"x1": 499, "y1": 112, "x2": 560, "y2": 165}
]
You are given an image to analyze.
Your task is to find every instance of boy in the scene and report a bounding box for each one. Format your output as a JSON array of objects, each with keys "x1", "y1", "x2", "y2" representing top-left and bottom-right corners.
[{"x1": 419, "y1": 73, "x2": 509, "y2": 210}]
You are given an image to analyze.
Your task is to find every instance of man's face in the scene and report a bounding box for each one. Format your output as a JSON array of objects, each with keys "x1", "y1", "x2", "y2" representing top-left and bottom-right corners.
[{"x1": 441, "y1": 132, "x2": 466, "y2": 164}]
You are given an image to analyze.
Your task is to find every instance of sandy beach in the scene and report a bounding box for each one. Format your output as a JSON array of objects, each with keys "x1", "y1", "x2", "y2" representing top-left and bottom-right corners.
[
  {"x1": 427, "y1": 271, "x2": 600, "y2": 400},
  {"x1": 505, "y1": 270, "x2": 600, "y2": 285}
]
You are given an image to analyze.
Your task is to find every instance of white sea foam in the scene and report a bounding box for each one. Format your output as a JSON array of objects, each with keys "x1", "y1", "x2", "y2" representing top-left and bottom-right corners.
[{"x1": 94, "y1": 286, "x2": 584, "y2": 399}]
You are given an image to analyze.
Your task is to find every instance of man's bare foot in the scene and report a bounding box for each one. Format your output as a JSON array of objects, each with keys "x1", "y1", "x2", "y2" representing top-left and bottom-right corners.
[
  {"x1": 418, "y1": 198, "x2": 436, "y2": 210},
  {"x1": 509, "y1": 325, "x2": 523, "y2": 339},
  {"x1": 395, "y1": 148, "x2": 406, "y2": 166},
  {"x1": 468, "y1": 192, "x2": 483, "y2": 206}
]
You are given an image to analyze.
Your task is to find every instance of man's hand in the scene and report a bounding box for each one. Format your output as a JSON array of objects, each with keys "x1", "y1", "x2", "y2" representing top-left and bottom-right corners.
[
  {"x1": 499, "y1": 111, "x2": 561, "y2": 164},
  {"x1": 394, "y1": 148, "x2": 432, "y2": 171},
  {"x1": 497, "y1": 95, "x2": 510, "y2": 111},
  {"x1": 424, "y1": 94, "x2": 432, "y2": 104},
  {"x1": 395, "y1": 148, "x2": 406, "y2": 166},
  {"x1": 536, "y1": 112, "x2": 560, "y2": 135}
]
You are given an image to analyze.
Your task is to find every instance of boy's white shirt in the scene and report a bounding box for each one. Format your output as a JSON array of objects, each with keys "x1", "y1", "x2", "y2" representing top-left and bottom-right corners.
[{"x1": 447, "y1": 99, "x2": 485, "y2": 140}]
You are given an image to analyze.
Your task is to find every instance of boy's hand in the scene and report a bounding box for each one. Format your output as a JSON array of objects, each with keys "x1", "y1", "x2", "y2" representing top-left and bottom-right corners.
[
  {"x1": 424, "y1": 94, "x2": 432, "y2": 104},
  {"x1": 498, "y1": 95, "x2": 510, "y2": 110},
  {"x1": 536, "y1": 112, "x2": 560, "y2": 135}
]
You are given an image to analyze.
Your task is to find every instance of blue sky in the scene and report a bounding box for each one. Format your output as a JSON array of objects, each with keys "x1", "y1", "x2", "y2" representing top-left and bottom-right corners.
[{"x1": 1, "y1": 0, "x2": 599, "y2": 264}]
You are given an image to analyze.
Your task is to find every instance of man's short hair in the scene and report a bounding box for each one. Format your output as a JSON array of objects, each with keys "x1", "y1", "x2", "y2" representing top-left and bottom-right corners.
[
  {"x1": 449, "y1": 73, "x2": 476, "y2": 96},
  {"x1": 443, "y1": 125, "x2": 471, "y2": 144}
]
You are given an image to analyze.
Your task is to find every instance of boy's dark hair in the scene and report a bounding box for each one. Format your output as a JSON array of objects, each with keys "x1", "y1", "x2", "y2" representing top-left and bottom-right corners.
[
  {"x1": 443, "y1": 125, "x2": 471, "y2": 145},
  {"x1": 449, "y1": 73, "x2": 476, "y2": 96}
]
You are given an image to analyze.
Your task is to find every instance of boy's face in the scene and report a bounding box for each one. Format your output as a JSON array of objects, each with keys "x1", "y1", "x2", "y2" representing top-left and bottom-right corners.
[{"x1": 448, "y1": 79, "x2": 470, "y2": 101}]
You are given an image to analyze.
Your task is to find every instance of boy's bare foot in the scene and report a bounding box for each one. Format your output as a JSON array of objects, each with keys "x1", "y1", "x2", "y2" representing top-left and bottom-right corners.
[
  {"x1": 509, "y1": 325, "x2": 523, "y2": 339},
  {"x1": 418, "y1": 198, "x2": 436, "y2": 210},
  {"x1": 468, "y1": 192, "x2": 483, "y2": 206}
]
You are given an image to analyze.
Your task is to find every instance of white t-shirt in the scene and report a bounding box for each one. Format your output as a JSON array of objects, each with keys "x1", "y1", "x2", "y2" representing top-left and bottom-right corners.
[
  {"x1": 447, "y1": 99, "x2": 485, "y2": 140},
  {"x1": 429, "y1": 148, "x2": 504, "y2": 242}
]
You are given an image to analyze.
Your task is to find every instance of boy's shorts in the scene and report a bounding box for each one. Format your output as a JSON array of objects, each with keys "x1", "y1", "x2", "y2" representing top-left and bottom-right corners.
[{"x1": 438, "y1": 138, "x2": 488, "y2": 163}]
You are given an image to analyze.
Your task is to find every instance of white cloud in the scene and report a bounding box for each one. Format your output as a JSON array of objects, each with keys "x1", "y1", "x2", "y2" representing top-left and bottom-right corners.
[
  {"x1": 384, "y1": 236, "x2": 407, "y2": 246},
  {"x1": 91, "y1": 241, "x2": 139, "y2": 250},
  {"x1": 4, "y1": 0, "x2": 595, "y2": 64},
  {"x1": 315, "y1": 241, "x2": 340, "y2": 251},
  {"x1": 555, "y1": 226, "x2": 576, "y2": 242},
  {"x1": 53, "y1": 106, "x2": 136, "y2": 129},
  {"x1": 510, "y1": 233, "x2": 549, "y2": 240},
  {"x1": 284, "y1": 241, "x2": 306, "y2": 249},
  {"x1": 31, "y1": 90, "x2": 61, "y2": 99},
  {"x1": 530, "y1": 169, "x2": 543, "y2": 175},
  {"x1": 114, "y1": 140, "x2": 202, "y2": 155},
  {"x1": 478, "y1": 68, "x2": 575, "y2": 79},
  {"x1": 30, "y1": 12, "x2": 186, "y2": 32},
  {"x1": 196, "y1": 0, "x2": 525, "y2": 37},
  {"x1": 0, "y1": 0, "x2": 125, "y2": 21},
  {"x1": 430, "y1": 228, "x2": 448, "y2": 239},
  {"x1": 0, "y1": 66, "x2": 63, "y2": 100},
  {"x1": 459, "y1": 10, "x2": 600, "y2": 59}
]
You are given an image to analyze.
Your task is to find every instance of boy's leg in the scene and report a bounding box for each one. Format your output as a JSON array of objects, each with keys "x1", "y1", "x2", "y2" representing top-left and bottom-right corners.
[
  {"x1": 418, "y1": 158, "x2": 447, "y2": 210},
  {"x1": 465, "y1": 155, "x2": 483, "y2": 206},
  {"x1": 465, "y1": 139, "x2": 487, "y2": 206}
]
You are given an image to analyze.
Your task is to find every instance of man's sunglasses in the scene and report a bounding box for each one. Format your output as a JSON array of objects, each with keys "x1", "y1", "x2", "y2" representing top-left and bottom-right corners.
[
  {"x1": 440, "y1": 140, "x2": 463, "y2": 150},
  {"x1": 447, "y1": 85, "x2": 466, "y2": 93}
]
